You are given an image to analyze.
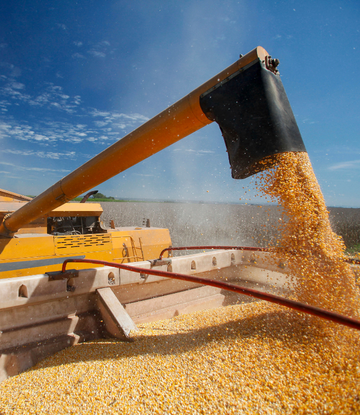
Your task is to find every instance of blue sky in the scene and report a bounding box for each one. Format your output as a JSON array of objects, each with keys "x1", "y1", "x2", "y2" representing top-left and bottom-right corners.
[{"x1": 0, "y1": 0, "x2": 359, "y2": 207}]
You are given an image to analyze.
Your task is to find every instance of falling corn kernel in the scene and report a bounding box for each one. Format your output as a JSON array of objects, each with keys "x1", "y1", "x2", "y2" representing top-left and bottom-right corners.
[{"x1": 258, "y1": 152, "x2": 360, "y2": 320}]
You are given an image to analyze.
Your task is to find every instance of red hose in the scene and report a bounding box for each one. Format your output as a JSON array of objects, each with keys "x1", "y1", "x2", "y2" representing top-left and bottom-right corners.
[
  {"x1": 159, "y1": 245, "x2": 267, "y2": 260},
  {"x1": 62, "y1": 257, "x2": 360, "y2": 331},
  {"x1": 159, "y1": 245, "x2": 360, "y2": 265}
]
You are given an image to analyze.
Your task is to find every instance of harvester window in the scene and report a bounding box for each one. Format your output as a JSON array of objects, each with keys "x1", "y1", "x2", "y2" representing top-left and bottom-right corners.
[{"x1": 47, "y1": 216, "x2": 105, "y2": 235}]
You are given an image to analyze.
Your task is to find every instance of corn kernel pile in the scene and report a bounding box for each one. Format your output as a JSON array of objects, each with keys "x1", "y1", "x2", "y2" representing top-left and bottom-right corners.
[
  {"x1": 0, "y1": 151, "x2": 359, "y2": 414},
  {"x1": 0, "y1": 302, "x2": 359, "y2": 414}
]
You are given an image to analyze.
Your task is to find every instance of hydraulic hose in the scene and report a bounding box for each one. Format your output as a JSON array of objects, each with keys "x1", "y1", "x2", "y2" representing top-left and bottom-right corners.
[{"x1": 62, "y1": 257, "x2": 360, "y2": 331}]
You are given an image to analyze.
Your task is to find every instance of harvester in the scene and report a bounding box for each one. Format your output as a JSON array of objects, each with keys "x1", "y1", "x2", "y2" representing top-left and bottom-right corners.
[
  {"x1": 4, "y1": 46, "x2": 357, "y2": 381},
  {"x1": 0, "y1": 46, "x2": 305, "y2": 278}
]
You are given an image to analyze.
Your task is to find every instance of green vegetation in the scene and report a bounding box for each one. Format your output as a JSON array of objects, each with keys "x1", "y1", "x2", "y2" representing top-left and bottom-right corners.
[
  {"x1": 78, "y1": 198, "x2": 124, "y2": 202},
  {"x1": 72, "y1": 194, "x2": 161, "y2": 202},
  {"x1": 345, "y1": 243, "x2": 360, "y2": 257},
  {"x1": 72, "y1": 192, "x2": 120, "y2": 202},
  {"x1": 91, "y1": 192, "x2": 114, "y2": 200}
]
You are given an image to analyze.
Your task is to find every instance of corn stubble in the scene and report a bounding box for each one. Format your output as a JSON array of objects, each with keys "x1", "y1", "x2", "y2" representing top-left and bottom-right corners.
[{"x1": 0, "y1": 152, "x2": 359, "y2": 414}]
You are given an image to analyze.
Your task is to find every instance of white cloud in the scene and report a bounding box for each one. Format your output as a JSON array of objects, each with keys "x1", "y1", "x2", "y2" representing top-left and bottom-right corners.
[
  {"x1": 87, "y1": 40, "x2": 112, "y2": 59},
  {"x1": 0, "y1": 77, "x2": 150, "y2": 149},
  {"x1": 112, "y1": 123, "x2": 127, "y2": 129},
  {"x1": 91, "y1": 109, "x2": 111, "y2": 117},
  {"x1": 57, "y1": 23, "x2": 67, "y2": 30},
  {"x1": 2, "y1": 149, "x2": 76, "y2": 159},
  {"x1": 34, "y1": 134, "x2": 50, "y2": 141},
  {"x1": 10, "y1": 67, "x2": 22, "y2": 78},
  {"x1": 95, "y1": 121, "x2": 109, "y2": 127},
  {"x1": 173, "y1": 148, "x2": 215, "y2": 155},
  {"x1": 10, "y1": 81, "x2": 25, "y2": 90},
  {"x1": 88, "y1": 50, "x2": 106, "y2": 58},
  {"x1": 0, "y1": 100, "x2": 9, "y2": 113},
  {"x1": 302, "y1": 118, "x2": 317, "y2": 124},
  {"x1": 0, "y1": 161, "x2": 69, "y2": 173},
  {"x1": 90, "y1": 109, "x2": 149, "y2": 125},
  {"x1": 0, "y1": 83, "x2": 31, "y2": 102},
  {"x1": 1, "y1": 79, "x2": 80, "y2": 114},
  {"x1": 329, "y1": 160, "x2": 360, "y2": 170},
  {"x1": 72, "y1": 52, "x2": 86, "y2": 59}
]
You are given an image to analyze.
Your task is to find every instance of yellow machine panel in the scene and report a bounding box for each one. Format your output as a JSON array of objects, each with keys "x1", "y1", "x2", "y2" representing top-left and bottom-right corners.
[
  {"x1": 0, "y1": 228, "x2": 171, "y2": 279},
  {"x1": 111, "y1": 228, "x2": 172, "y2": 263}
]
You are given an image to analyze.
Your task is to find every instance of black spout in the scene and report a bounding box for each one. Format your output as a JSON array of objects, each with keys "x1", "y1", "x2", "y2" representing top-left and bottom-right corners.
[{"x1": 199, "y1": 58, "x2": 306, "y2": 179}]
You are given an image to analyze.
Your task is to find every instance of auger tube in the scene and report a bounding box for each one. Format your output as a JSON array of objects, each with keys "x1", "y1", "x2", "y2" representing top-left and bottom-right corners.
[{"x1": 0, "y1": 46, "x2": 305, "y2": 236}]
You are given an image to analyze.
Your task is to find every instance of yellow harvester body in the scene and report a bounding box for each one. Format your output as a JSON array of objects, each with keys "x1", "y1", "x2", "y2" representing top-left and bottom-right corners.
[{"x1": 0, "y1": 189, "x2": 171, "y2": 279}]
